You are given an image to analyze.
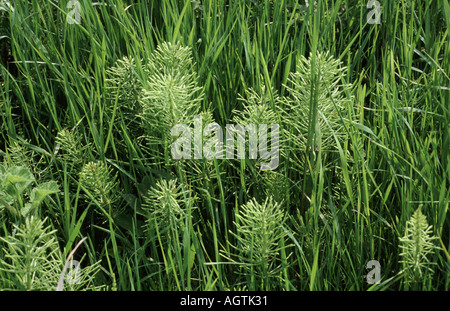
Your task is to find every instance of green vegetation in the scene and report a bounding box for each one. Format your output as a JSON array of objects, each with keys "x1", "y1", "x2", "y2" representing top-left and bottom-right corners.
[{"x1": 0, "y1": 0, "x2": 448, "y2": 291}]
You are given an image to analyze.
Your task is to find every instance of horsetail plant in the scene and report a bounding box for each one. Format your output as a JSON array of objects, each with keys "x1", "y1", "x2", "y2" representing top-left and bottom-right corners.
[
  {"x1": 79, "y1": 161, "x2": 121, "y2": 217},
  {"x1": 106, "y1": 42, "x2": 205, "y2": 167},
  {"x1": 232, "y1": 86, "x2": 287, "y2": 201},
  {"x1": 399, "y1": 208, "x2": 441, "y2": 290},
  {"x1": 0, "y1": 216, "x2": 100, "y2": 290},
  {"x1": 55, "y1": 128, "x2": 88, "y2": 167},
  {"x1": 1, "y1": 0, "x2": 448, "y2": 292},
  {"x1": 142, "y1": 178, "x2": 197, "y2": 291},
  {"x1": 223, "y1": 196, "x2": 289, "y2": 290},
  {"x1": 0, "y1": 216, "x2": 63, "y2": 290},
  {"x1": 143, "y1": 178, "x2": 195, "y2": 238},
  {"x1": 140, "y1": 42, "x2": 204, "y2": 146},
  {"x1": 105, "y1": 56, "x2": 144, "y2": 111},
  {"x1": 283, "y1": 51, "x2": 353, "y2": 172}
]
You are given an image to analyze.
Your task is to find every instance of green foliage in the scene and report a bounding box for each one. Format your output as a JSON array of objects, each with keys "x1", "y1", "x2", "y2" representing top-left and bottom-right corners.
[
  {"x1": 0, "y1": 0, "x2": 11, "y2": 64},
  {"x1": 142, "y1": 178, "x2": 197, "y2": 290},
  {"x1": 0, "y1": 216, "x2": 61, "y2": 290},
  {"x1": 143, "y1": 179, "x2": 194, "y2": 236},
  {"x1": 0, "y1": 164, "x2": 58, "y2": 218},
  {"x1": 140, "y1": 42, "x2": 204, "y2": 141},
  {"x1": 399, "y1": 208, "x2": 440, "y2": 289},
  {"x1": 3, "y1": 140, "x2": 34, "y2": 171},
  {"x1": 106, "y1": 56, "x2": 143, "y2": 110},
  {"x1": 79, "y1": 162, "x2": 120, "y2": 211},
  {"x1": 283, "y1": 51, "x2": 353, "y2": 171},
  {"x1": 233, "y1": 86, "x2": 281, "y2": 128},
  {"x1": 231, "y1": 86, "x2": 289, "y2": 203},
  {"x1": 0, "y1": 0, "x2": 448, "y2": 292},
  {"x1": 55, "y1": 128, "x2": 88, "y2": 166},
  {"x1": 0, "y1": 216, "x2": 100, "y2": 290},
  {"x1": 223, "y1": 197, "x2": 288, "y2": 290}
]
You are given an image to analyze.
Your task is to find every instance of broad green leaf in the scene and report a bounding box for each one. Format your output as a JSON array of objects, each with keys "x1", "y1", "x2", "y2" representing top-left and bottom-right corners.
[
  {"x1": 0, "y1": 189, "x2": 14, "y2": 203},
  {"x1": 21, "y1": 203, "x2": 33, "y2": 217},
  {"x1": 5, "y1": 166, "x2": 35, "y2": 188},
  {"x1": 30, "y1": 181, "x2": 59, "y2": 207}
]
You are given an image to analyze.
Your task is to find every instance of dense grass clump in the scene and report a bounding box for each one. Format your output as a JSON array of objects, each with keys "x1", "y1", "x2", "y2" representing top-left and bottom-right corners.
[{"x1": 0, "y1": 0, "x2": 448, "y2": 291}]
